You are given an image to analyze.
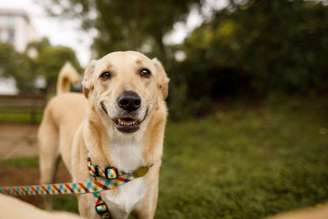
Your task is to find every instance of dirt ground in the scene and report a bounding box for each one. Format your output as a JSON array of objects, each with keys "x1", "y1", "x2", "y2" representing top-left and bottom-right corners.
[
  {"x1": 0, "y1": 165, "x2": 70, "y2": 206},
  {"x1": 0, "y1": 123, "x2": 72, "y2": 207},
  {"x1": 0, "y1": 123, "x2": 38, "y2": 159}
]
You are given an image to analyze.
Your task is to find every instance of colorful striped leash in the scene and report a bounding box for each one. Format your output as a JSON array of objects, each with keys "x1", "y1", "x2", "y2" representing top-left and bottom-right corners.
[
  {"x1": 0, "y1": 157, "x2": 152, "y2": 219},
  {"x1": 0, "y1": 177, "x2": 130, "y2": 197}
]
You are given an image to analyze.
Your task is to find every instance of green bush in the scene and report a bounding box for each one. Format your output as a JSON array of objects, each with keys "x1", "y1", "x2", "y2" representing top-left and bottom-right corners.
[{"x1": 168, "y1": 0, "x2": 328, "y2": 119}]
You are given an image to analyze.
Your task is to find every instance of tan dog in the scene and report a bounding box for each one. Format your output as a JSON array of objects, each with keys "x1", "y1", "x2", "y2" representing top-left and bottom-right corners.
[
  {"x1": 0, "y1": 194, "x2": 82, "y2": 219},
  {"x1": 38, "y1": 51, "x2": 169, "y2": 219}
]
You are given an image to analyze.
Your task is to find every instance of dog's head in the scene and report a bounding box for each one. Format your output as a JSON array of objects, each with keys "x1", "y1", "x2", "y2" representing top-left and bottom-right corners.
[{"x1": 82, "y1": 51, "x2": 169, "y2": 135}]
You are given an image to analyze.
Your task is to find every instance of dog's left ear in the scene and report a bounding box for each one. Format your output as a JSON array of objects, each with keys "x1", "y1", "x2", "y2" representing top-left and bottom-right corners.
[
  {"x1": 82, "y1": 60, "x2": 97, "y2": 98},
  {"x1": 152, "y1": 58, "x2": 170, "y2": 99}
]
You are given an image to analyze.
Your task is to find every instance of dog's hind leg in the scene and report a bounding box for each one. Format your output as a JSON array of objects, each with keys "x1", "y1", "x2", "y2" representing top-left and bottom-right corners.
[{"x1": 38, "y1": 109, "x2": 60, "y2": 209}]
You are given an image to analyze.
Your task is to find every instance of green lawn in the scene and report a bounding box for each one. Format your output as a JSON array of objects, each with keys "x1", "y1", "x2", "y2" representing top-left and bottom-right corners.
[
  {"x1": 0, "y1": 112, "x2": 42, "y2": 123},
  {"x1": 158, "y1": 98, "x2": 328, "y2": 219},
  {"x1": 1, "y1": 97, "x2": 328, "y2": 219}
]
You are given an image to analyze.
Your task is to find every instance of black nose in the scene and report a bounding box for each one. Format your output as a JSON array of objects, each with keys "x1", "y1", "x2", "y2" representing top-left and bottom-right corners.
[{"x1": 117, "y1": 91, "x2": 141, "y2": 112}]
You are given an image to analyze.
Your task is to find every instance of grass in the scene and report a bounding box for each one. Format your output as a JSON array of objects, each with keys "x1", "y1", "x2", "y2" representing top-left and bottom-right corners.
[
  {"x1": 0, "y1": 112, "x2": 42, "y2": 123},
  {"x1": 158, "y1": 98, "x2": 328, "y2": 219},
  {"x1": 0, "y1": 157, "x2": 38, "y2": 168},
  {"x1": 1, "y1": 97, "x2": 328, "y2": 219}
]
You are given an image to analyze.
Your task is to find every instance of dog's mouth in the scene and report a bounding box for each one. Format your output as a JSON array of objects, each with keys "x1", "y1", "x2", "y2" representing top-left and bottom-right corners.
[
  {"x1": 100, "y1": 101, "x2": 149, "y2": 134},
  {"x1": 111, "y1": 108, "x2": 149, "y2": 134},
  {"x1": 112, "y1": 117, "x2": 141, "y2": 133}
]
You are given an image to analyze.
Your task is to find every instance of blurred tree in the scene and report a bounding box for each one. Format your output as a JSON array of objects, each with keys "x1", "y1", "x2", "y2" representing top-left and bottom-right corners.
[
  {"x1": 181, "y1": 0, "x2": 328, "y2": 97},
  {"x1": 25, "y1": 38, "x2": 51, "y2": 57},
  {"x1": 38, "y1": 0, "x2": 203, "y2": 62},
  {"x1": 0, "y1": 43, "x2": 35, "y2": 92},
  {"x1": 33, "y1": 44, "x2": 81, "y2": 92},
  {"x1": 0, "y1": 39, "x2": 81, "y2": 93}
]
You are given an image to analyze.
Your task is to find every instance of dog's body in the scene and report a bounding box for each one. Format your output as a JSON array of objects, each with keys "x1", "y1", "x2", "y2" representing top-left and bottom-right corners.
[{"x1": 38, "y1": 51, "x2": 169, "y2": 219}]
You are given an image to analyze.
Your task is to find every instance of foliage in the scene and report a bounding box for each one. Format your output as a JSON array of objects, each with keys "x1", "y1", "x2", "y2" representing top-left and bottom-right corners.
[
  {"x1": 0, "y1": 39, "x2": 81, "y2": 93},
  {"x1": 33, "y1": 44, "x2": 81, "y2": 91},
  {"x1": 181, "y1": 0, "x2": 328, "y2": 97},
  {"x1": 163, "y1": 0, "x2": 328, "y2": 118},
  {"x1": 38, "y1": 0, "x2": 203, "y2": 61},
  {"x1": 0, "y1": 43, "x2": 35, "y2": 92}
]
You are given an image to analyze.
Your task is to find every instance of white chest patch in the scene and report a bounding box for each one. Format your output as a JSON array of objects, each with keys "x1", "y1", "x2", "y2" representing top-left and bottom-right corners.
[
  {"x1": 102, "y1": 139, "x2": 147, "y2": 216},
  {"x1": 109, "y1": 140, "x2": 144, "y2": 172}
]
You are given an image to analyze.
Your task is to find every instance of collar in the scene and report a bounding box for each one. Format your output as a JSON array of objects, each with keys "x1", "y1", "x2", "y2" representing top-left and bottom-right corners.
[
  {"x1": 87, "y1": 157, "x2": 152, "y2": 219},
  {"x1": 87, "y1": 157, "x2": 152, "y2": 180}
]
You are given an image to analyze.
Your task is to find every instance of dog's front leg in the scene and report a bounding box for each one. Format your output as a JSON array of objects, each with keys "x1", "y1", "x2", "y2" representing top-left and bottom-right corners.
[
  {"x1": 133, "y1": 189, "x2": 158, "y2": 219},
  {"x1": 133, "y1": 175, "x2": 159, "y2": 219}
]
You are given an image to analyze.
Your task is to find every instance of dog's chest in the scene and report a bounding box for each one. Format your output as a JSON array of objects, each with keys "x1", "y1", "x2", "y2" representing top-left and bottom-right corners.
[
  {"x1": 109, "y1": 141, "x2": 144, "y2": 171},
  {"x1": 102, "y1": 141, "x2": 147, "y2": 215}
]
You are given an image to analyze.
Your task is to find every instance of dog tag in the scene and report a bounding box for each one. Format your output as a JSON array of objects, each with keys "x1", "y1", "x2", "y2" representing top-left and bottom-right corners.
[
  {"x1": 105, "y1": 167, "x2": 118, "y2": 179},
  {"x1": 133, "y1": 166, "x2": 149, "y2": 177}
]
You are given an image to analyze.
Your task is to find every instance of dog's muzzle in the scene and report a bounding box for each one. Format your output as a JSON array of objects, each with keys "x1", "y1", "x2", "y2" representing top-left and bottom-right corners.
[{"x1": 101, "y1": 91, "x2": 148, "y2": 134}]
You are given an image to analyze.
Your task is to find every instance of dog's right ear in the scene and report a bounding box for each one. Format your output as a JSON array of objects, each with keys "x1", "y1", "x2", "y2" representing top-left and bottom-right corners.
[
  {"x1": 152, "y1": 58, "x2": 170, "y2": 99},
  {"x1": 82, "y1": 60, "x2": 96, "y2": 98}
]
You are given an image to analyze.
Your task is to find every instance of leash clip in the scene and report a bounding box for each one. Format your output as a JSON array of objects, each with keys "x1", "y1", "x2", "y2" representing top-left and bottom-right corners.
[{"x1": 95, "y1": 197, "x2": 111, "y2": 219}]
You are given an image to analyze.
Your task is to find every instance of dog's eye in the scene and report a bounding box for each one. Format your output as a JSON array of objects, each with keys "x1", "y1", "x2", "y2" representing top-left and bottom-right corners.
[
  {"x1": 139, "y1": 68, "x2": 151, "y2": 78},
  {"x1": 99, "y1": 71, "x2": 112, "y2": 80}
]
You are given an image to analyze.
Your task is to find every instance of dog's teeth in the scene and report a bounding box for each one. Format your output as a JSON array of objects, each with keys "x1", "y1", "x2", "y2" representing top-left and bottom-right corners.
[{"x1": 117, "y1": 118, "x2": 138, "y2": 127}]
